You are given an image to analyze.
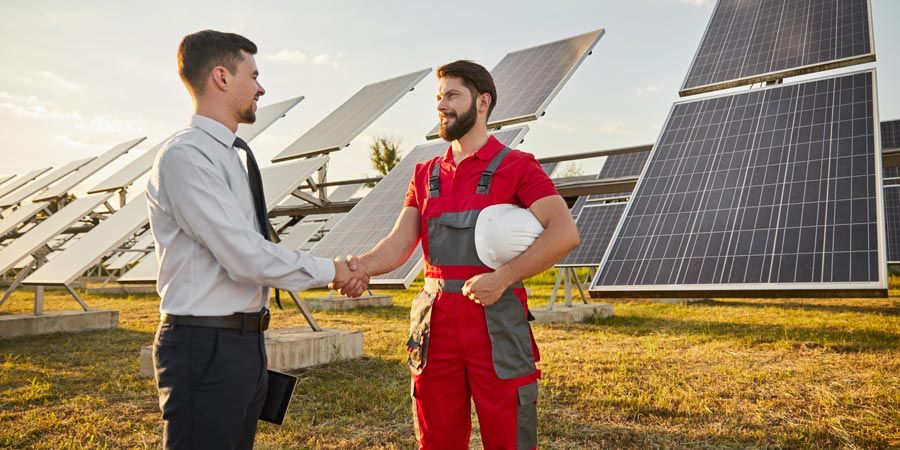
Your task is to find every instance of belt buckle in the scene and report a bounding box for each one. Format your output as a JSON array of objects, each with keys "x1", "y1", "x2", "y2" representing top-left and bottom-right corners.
[{"x1": 259, "y1": 309, "x2": 270, "y2": 331}]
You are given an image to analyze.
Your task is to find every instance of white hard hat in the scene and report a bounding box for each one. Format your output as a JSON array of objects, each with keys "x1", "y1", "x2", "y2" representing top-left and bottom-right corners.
[{"x1": 474, "y1": 203, "x2": 545, "y2": 270}]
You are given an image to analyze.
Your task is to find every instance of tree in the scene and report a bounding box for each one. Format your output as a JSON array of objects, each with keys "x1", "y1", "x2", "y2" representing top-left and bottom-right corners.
[
  {"x1": 559, "y1": 162, "x2": 584, "y2": 178},
  {"x1": 370, "y1": 135, "x2": 402, "y2": 177}
]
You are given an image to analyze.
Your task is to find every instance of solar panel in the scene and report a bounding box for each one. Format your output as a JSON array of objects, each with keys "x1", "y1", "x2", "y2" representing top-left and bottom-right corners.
[
  {"x1": 0, "y1": 168, "x2": 52, "y2": 200},
  {"x1": 0, "y1": 202, "x2": 48, "y2": 240},
  {"x1": 588, "y1": 150, "x2": 652, "y2": 201},
  {"x1": 272, "y1": 69, "x2": 431, "y2": 162},
  {"x1": 311, "y1": 127, "x2": 530, "y2": 287},
  {"x1": 541, "y1": 162, "x2": 559, "y2": 177},
  {"x1": 883, "y1": 186, "x2": 900, "y2": 264},
  {"x1": 426, "y1": 29, "x2": 604, "y2": 139},
  {"x1": 592, "y1": 70, "x2": 885, "y2": 296},
  {"x1": 23, "y1": 196, "x2": 149, "y2": 285},
  {"x1": 882, "y1": 119, "x2": 900, "y2": 151},
  {"x1": 234, "y1": 96, "x2": 304, "y2": 142},
  {"x1": 277, "y1": 223, "x2": 323, "y2": 251},
  {"x1": 558, "y1": 203, "x2": 627, "y2": 267},
  {"x1": 116, "y1": 250, "x2": 156, "y2": 284},
  {"x1": 680, "y1": 0, "x2": 875, "y2": 96},
  {"x1": 34, "y1": 137, "x2": 145, "y2": 202},
  {"x1": 105, "y1": 231, "x2": 154, "y2": 270},
  {"x1": 0, "y1": 175, "x2": 15, "y2": 188},
  {"x1": 0, "y1": 158, "x2": 95, "y2": 208},
  {"x1": 0, "y1": 193, "x2": 112, "y2": 273},
  {"x1": 298, "y1": 183, "x2": 362, "y2": 222},
  {"x1": 87, "y1": 98, "x2": 302, "y2": 194},
  {"x1": 260, "y1": 157, "x2": 329, "y2": 210},
  {"x1": 570, "y1": 196, "x2": 588, "y2": 218}
]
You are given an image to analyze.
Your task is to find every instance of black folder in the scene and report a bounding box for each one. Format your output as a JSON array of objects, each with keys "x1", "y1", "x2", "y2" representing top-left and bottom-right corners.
[{"x1": 259, "y1": 369, "x2": 297, "y2": 425}]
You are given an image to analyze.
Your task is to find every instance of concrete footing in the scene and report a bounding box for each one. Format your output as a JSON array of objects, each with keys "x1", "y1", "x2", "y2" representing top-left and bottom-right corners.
[
  {"x1": 0, "y1": 310, "x2": 118, "y2": 339},
  {"x1": 304, "y1": 295, "x2": 392, "y2": 311},
  {"x1": 139, "y1": 326, "x2": 364, "y2": 377},
  {"x1": 86, "y1": 285, "x2": 157, "y2": 296},
  {"x1": 530, "y1": 303, "x2": 613, "y2": 324}
]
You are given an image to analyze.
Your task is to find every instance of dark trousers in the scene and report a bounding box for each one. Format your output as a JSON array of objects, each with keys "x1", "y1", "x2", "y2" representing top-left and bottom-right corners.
[{"x1": 153, "y1": 322, "x2": 268, "y2": 450}]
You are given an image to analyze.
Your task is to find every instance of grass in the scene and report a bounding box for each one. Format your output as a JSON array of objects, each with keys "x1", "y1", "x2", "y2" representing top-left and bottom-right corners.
[{"x1": 0, "y1": 273, "x2": 898, "y2": 449}]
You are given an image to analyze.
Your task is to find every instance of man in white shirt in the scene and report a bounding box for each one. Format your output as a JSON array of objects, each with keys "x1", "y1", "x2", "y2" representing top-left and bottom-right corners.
[{"x1": 148, "y1": 30, "x2": 364, "y2": 450}]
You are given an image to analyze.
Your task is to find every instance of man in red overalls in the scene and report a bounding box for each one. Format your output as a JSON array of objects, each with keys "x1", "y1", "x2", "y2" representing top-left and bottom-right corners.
[{"x1": 338, "y1": 60, "x2": 580, "y2": 449}]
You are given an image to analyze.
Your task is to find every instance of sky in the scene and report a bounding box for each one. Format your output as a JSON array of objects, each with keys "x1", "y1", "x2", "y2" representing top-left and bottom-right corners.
[{"x1": 1, "y1": 0, "x2": 898, "y2": 197}]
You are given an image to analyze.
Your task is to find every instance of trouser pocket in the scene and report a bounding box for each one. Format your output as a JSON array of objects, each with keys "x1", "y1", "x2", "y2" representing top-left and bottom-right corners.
[
  {"x1": 484, "y1": 290, "x2": 536, "y2": 379},
  {"x1": 407, "y1": 289, "x2": 437, "y2": 374},
  {"x1": 516, "y1": 381, "x2": 539, "y2": 450}
]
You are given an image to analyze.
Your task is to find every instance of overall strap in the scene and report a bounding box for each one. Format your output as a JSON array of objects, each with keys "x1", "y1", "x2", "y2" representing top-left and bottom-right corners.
[
  {"x1": 428, "y1": 157, "x2": 442, "y2": 198},
  {"x1": 476, "y1": 146, "x2": 512, "y2": 195}
]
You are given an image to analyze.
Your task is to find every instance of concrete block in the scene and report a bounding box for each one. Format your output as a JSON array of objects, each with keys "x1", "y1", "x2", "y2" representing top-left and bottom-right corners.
[
  {"x1": 139, "y1": 326, "x2": 363, "y2": 377},
  {"x1": 305, "y1": 295, "x2": 392, "y2": 311},
  {"x1": 530, "y1": 303, "x2": 613, "y2": 324},
  {"x1": 0, "y1": 310, "x2": 118, "y2": 339},
  {"x1": 87, "y1": 285, "x2": 157, "y2": 296},
  {"x1": 648, "y1": 298, "x2": 707, "y2": 305}
]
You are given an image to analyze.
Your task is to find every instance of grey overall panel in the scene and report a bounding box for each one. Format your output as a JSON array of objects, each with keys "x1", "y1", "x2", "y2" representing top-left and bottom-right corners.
[
  {"x1": 558, "y1": 203, "x2": 627, "y2": 267},
  {"x1": 23, "y1": 195, "x2": 150, "y2": 285},
  {"x1": 310, "y1": 127, "x2": 529, "y2": 287},
  {"x1": 426, "y1": 29, "x2": 604, "y2": 139},
  {"x1": 0, "y1": 158, "x2": 94, "y2": 208},
  {"x1": 0, "y1": 167, "x2": 52, "y2": 199},
  {"x1": 593, "y1": 70, "x2": 885, "y2": 296},
  {"x1": 33, "y1": 137, "x2": 145, "y2": 201},
  {"x1": 0, "y1": 193, "x2": 113, "y2": 273},
  {"x1": 272, "y1": 69, "x2": 431, "y2": 162},
  {"x1": 680, "y1": 0, "x2": 875, "y2": 96}
]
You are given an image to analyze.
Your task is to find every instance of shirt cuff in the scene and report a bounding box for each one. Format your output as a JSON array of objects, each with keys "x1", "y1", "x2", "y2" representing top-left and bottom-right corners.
[{"x1": 312, "y1": 256, "x2": 336, "y2": 287}]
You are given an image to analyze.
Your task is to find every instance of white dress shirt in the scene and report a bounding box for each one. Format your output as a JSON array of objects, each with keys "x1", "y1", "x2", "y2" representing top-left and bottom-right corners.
[{"x1": 146, "y1": 115, "x2": 335, "y2": 316}]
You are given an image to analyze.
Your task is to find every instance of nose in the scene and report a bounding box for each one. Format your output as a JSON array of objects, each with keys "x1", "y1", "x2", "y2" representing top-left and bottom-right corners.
[
  {"x1": 257, "y1": 82, "x2": 266, "y2": 97},
  {"x1": 437, "y1": 97, "x2": 449, "y2": 113}
]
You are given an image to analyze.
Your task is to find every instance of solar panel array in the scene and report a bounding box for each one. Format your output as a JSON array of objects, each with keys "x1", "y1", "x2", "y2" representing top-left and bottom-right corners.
[
  {"x1": 34, "y1": 137, "x2": 145, "y2": 201},
  {"x1": 426, "y1": 29, "x2": 604, "y2": 139},
  {"x1": 311, "y1": 127, "x2": 529, "y2": 286},
  {"x1": 593, "y1": 70, "x2": 884, "y2": 296},
  {"x1": 681, "y1": 0, "x2": 875, "y2": 96},
  {"x1": 0, "y1": 167, "x2": 51, "y2": 200},
  {"x1": 272, "y1": 69, "x2": 431, "y2": 162},
  {"x1": 0, "y1": 158, "x2": 94, "y2": 208},
  {"x1": 558, "y1": 203, "x2": 627, "y2": 267}
]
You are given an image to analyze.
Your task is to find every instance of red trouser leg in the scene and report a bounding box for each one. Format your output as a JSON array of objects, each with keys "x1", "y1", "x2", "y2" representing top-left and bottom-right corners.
[
  {"x1": 412, "y1": 292, "x2": 471, "y2": 450},
  {"x1": 413, "y1": 292, "x2": 539, "y2": 450}
]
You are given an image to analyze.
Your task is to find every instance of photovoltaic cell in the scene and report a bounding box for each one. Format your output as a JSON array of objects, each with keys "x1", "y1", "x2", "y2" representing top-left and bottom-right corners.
[
  {"x1": 272, "y1": 69, "x2": 431, "y2": 162},
  {"x1": 681, "y1": 0, "x2": 875, "y2": 96},
  {"x1": 883, "y1": 186, "x2": 900, "y2": 263},
  {"x1": 426, "y1": 29, "x2": 603, "y2": 139},
  {"x1": 311, "y1": 127, "x2": 529, "y2": 287},
  {"x1": 558, "y1": 203, "x2": 627, "y2": 267},
  {"x1": 593, "y1": 70, "x2": 884, "y2": 296}
]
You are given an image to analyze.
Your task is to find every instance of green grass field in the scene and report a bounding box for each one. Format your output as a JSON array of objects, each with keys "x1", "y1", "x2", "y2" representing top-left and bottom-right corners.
[{"x1": 1, "y1": 271, "x2": 898, "y2": 449}]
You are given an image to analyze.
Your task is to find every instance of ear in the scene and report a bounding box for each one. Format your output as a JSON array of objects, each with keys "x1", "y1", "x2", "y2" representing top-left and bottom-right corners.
[
  {"x1": 479, "y1": 93, "x2": 492, "y2": 113},
  {"x1": 208, "y1": 66, "x2": 230, "y2": 92}
]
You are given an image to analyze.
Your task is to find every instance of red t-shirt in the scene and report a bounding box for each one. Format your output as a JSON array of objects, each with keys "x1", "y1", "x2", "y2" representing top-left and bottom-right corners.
[{"x1": 404, "y1": 136, "x2": 558, "y2": 211}]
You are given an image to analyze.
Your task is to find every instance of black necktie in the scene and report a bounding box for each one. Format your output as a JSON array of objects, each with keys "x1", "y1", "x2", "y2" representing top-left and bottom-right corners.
[
  {"x1": 233, "y1": 137, "x2": 271, "y2": 241},
  {"x1": 234, "y1": 137, "x2": 283, "y2": 309}
]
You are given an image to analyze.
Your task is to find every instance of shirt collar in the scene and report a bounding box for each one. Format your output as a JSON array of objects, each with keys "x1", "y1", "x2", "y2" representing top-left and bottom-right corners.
[
  {"x1": 191, "y1": 114, "x2": 238, "y2": 148},
  {"x1": 440, "y1": 135, "x2": 504, "y2": 165}
]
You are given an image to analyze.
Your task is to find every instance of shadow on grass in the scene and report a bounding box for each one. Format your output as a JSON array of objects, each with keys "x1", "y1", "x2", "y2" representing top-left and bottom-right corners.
[
  {"x1": 585, "y1": 314, "x2": 899, "y2": 352},
  {"x1": 702, "y1": 299, "x2": 900, "y2": 316}
]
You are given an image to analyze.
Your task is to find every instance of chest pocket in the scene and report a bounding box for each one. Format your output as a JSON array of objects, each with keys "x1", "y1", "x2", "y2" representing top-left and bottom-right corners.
[{"x1": 425, "y1": 210, "x2": 483, "y2": 266}]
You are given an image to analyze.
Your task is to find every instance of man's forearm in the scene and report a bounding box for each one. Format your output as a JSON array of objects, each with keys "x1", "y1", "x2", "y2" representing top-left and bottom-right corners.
[{"x1": 359, "y1": 236, "x2": 418, "y2": 276}]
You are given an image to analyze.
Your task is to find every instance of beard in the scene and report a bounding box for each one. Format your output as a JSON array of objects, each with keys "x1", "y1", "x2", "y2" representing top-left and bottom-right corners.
[
  {"x1": 438, "y1": 98, "x2": 477, "y2": 142},
  {"x1": 237, "y1": 103, "x2": 257, "y2": 124}
]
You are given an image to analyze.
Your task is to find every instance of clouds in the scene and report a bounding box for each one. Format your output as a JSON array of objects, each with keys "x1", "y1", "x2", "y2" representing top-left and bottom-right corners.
[
  {"x1": 636, "y1": 83, "x2": 664, "y2": 95},
  {"x1": 4, "y1": 69, "x2": 84, "y2": 92},
  {"x1": 261, "y1": 49, "x2": 344, "y2": 68}
]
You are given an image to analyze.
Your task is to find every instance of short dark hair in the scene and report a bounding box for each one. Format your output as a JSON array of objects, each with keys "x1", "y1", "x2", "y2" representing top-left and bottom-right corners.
[
  {"x1": 177, "y1": 30, "x2": 257, "y2": 95},
  {"x1": 437, "y1": 60, "x2": 497, "y2": 118}
]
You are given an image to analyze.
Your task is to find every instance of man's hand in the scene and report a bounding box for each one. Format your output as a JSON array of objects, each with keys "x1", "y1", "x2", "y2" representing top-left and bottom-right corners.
[
  {"x1": 340, "y1": 255, "x2": 370, "y2": 298},
  {"x1": 329, "y1": 257, "x2": 369, "y2": 297},
  {"x1": 462, "y1": 271, "x2": 512, "y2": 306}
]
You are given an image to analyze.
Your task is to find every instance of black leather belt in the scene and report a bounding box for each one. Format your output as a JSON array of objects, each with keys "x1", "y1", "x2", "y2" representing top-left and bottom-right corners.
[{"x1": 162, "y1": 308, "x2": 270, "y2": 332}]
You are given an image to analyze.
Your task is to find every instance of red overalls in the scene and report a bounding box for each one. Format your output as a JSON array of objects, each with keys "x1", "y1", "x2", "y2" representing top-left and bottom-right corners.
[{"x1": 406, "y1": 138, "x2": 545, "y2": 450}]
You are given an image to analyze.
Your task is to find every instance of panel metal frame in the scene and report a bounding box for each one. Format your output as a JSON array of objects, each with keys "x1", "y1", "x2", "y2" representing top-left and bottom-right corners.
[
  {"x1": 679, "y1": 0, "x2": 877, "y2": 97},
  {"x1": 592, "y1": 68, "x2": 886, "y2": 297}
]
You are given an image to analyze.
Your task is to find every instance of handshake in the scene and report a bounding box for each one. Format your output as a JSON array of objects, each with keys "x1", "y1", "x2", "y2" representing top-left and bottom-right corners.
[{"x1": 330, "y1": 256, "x2": 370, "y2": 298}]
